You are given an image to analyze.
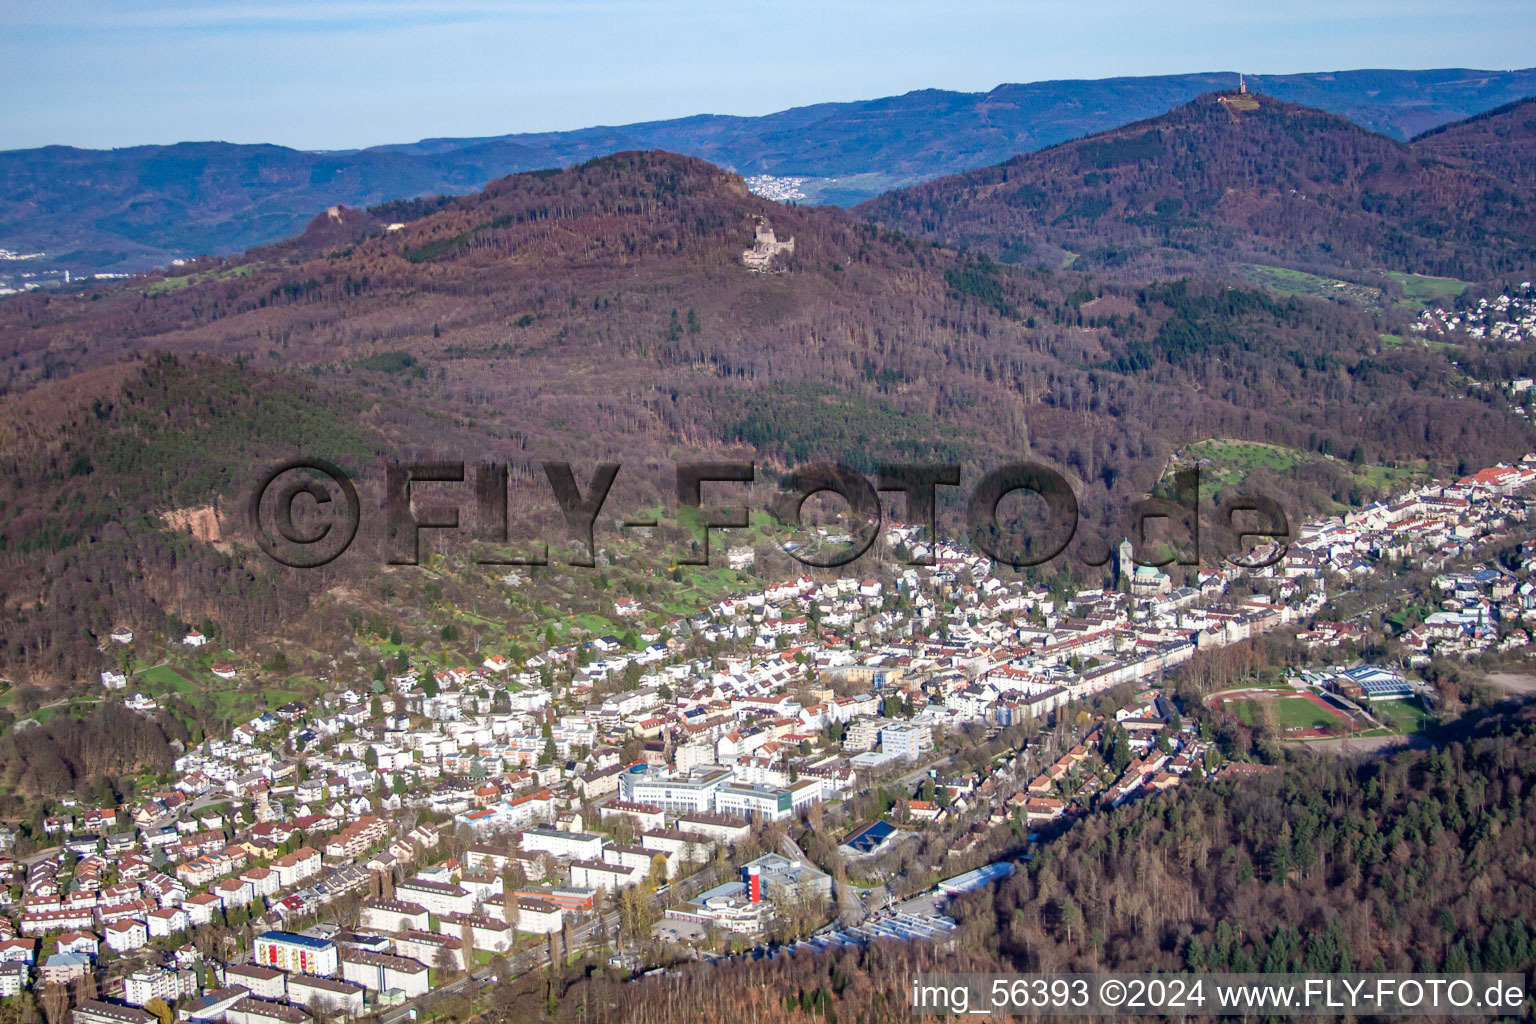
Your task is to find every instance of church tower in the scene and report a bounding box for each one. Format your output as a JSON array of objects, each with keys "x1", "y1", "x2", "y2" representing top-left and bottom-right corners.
[{"x1": 1117, "y1": 538, "x2": 1135, "y2": 591}]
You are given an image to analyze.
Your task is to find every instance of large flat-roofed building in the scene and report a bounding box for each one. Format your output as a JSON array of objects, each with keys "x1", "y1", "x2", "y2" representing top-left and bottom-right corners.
[
  {"x1": 714, "y1": 778, "x2": 822, "y2": 822},
  {"x1": 180, "y1": 987, "x2": 248, "y2": 1024},
  {"x1": 568, "y1": 859, "x2": 641, "y2": 893},
  {"x1": 253, "y1": 931, "x2": 338, "y2": 977},
  {"x1": 511, "y1": 886, "x2": 596, "y2": 913},
  {"x1": 640, "y1": 828, "x2": 714, "y2": 865},
  {"x1": 437, "y1": 911, "x2": 515, "y2": 951},
  {"x1": 839, "y1": 820, "x2": 902, "y2": 857},
  {"x1": 0, "y1": 963, "x2": 26, "y2": 998},
  {"x1": 123, "y1": 968, "x2": 196, "y2": 1008},
  {"x1": 620, "y1": 768, "x2": 732, "y2": 814},
  {"x1": 393, "y1": 930, "x2": 467, "y2": 972},
  {"x1": 519, "y1": 828, "x2": 604, "y2": 862},
  {"x1": 1333, "y1": 665, "x2": 1415, "y2": 701},
  {"x1": 665, "y1": 881, "x2": 770, "y2": 935},
  {"x1": 599, "y1": 801, "x2": 666, "y2": 832},
  {"x1": 937, "y1": 861, "x2": 1015, "y2": 895},
  {"x1": 740, "y1": 853, "x2": 832, "y2": 903},
  {"x1": 601, "y1": 842, "x2": 656, "y2": 874},
  {"x1": 842, "y1": 717, "x2": 889, "y2": 752},
  {"x1": 40, "y1": 952, "x2": 91, "y2": 986}
]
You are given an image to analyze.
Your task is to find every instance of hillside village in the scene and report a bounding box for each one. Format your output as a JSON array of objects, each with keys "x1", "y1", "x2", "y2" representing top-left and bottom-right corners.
[
  {"x1": 1414, "y1": 283, "x2": 1536, "y2": 345},
  {"x1": 0, "y1": 452, "x2": 1532, "y2": 1024}
]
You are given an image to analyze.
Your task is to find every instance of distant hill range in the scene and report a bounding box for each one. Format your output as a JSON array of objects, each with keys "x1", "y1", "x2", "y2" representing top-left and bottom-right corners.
[
  {"x1": 856, "y1": 90, "x2": 1536, "y2": 282},
  {"x1": 3, "y1": 67, "x2": 1535, "y2": 273}
]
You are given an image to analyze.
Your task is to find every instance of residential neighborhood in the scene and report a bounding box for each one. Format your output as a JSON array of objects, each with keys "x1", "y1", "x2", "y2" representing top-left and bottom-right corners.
[{"x1": 0, "y1": 451, "x2": 1531, "y2": 1024}]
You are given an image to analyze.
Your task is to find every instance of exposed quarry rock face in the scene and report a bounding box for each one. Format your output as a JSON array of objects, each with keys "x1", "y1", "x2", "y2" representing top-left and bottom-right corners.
[{"x1": 164, "y1": 504, "x2": 222, "y2": 543}]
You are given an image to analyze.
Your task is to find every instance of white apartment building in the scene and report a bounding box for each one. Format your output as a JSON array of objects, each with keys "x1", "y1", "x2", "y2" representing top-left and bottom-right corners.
[
  {"x1": 510, "y1": 897, "x2": 563, "y2": 935},
  {"x1": 286, "y1": 976, "x2": 366, "y2": 1017},
  {"x1": 124, "y1": 968, "x2": 195, "y2": 1008},
  {"x1": 394, "y1": 878, "x2": 473, "y2": 917},
  {"x1": 360, "y1": 898, "x2": 430, "y2": 934},
  {"x1": 519, "y1": 828, "x2": 605, "y2": 862},
  {"x1": 880, "y1": 723, "x2": 933, "y2": 760}
]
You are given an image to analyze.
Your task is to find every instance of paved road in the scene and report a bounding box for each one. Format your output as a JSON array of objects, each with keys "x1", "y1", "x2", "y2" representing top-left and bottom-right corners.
[{"x1": 21, "y1": 845, "x2": 63, "y2": 867}]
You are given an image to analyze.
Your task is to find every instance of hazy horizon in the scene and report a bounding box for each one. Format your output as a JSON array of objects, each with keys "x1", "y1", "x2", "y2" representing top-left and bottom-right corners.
[{"x1": 3, "y1": 0, "x2": 1534, "y2": 152}]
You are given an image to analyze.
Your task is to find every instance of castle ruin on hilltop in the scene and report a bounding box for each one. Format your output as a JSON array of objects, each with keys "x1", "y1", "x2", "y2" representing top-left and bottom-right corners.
[{"x1": 742, "y1": 218, "x2": 794, "y2": 272}]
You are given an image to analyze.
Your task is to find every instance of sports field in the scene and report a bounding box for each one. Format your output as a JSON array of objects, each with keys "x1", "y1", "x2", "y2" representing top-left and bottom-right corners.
[{"x1": 1210, "y1": 687, "x2": 1354, "y2": 737}]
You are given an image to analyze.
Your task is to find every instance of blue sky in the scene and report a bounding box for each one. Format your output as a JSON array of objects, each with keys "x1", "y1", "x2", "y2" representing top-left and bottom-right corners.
[{"x1": 2, "y1": 0, "x2": 1533, "y2": 151}]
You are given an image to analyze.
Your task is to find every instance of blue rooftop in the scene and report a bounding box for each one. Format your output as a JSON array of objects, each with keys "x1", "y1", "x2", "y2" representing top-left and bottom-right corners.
[
  {"x1": 842, "y1": 820, "x2": 898, "y2": 854},
  {"x1": 257, "y1": 930, "x2": 334, "y2": 950}
]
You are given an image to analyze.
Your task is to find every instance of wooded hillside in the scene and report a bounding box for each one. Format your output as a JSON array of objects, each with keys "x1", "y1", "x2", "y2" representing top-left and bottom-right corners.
[{"x1": 856, "y1": 92, "x2": 1536, "y2": 282}]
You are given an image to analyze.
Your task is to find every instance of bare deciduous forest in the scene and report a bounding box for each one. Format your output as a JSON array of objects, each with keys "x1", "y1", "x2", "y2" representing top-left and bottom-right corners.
[
  {"x1": 1, "y1": 148, "x2": 1528, "y2": 687},
  {"x1": 858, "y1": 92, "x2": 1536, "y2": 281}
]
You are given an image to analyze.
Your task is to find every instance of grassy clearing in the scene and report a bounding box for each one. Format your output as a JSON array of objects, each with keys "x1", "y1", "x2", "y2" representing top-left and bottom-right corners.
[
  {"x1": 1241, "y1": 264, "x2": 1383, "y2": 307},
  {"x1": 1385, "y1": 603, "x2": 1433, "y2": 633},
  {"x1": 1373, "y1": 697, "x2": 1433, "y2": 735},
  {"x1": 131, "y1": 662, "x2": 305, "y2": 723},
  {"x1": 144, "y1": 275, "x2": 194, "y2": 298},
  {"x1": 658, "y1": 566, "x2": 751, "y2": 617},
  {"x1": 454, "y1": 610, "x2": 503, "y2": 630},
  {"x1": 1243, "y1": 264, "x2": 1468, "y2": 312},
  {"x1": 135, "y1": 663, "x2": 201, "y2": 693},
  {"x1": 364, "y1": 638, "x2": 410, "y2": 657},
  {"x1": 1186, "y1": 439, "x2": 1299, "y2": 493},
  {"x1": 1353, "y1": 461, "x2": 1428, "y2": 491},
  {"x1": 542, "y1": 612, "x2": 620, "y2": 640},
  {"x1": 142, "y1": 264, "x2": 253, "y2": 298},
  {"x1": 1385, "y1": 270, "x2": 1468, "y2": 307},
  {"x1": 1182, "y1": 438, "x2": 1428, "y2": 507},
  {"x1": 1382, "y1": 332, "x2": 1461, "y2": 353},
  {"x1": 22, "y1": 696, "x2": 103, "y2": 727}
]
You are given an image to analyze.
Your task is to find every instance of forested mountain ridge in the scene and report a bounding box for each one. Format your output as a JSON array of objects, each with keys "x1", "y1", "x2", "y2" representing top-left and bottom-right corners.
[
  {"x1": 854, "y1": 91, "x2": 1536, "y2": 282},
  {"x1": 1415, "y1": 95, "x2": 1536, "y2": 190},
  {"x1": 4, "y1": 67, "x2": 1535, "y2": 273},
  {"x1": 0, "y1": 151, "x2": 1529, "y2": 685}
]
